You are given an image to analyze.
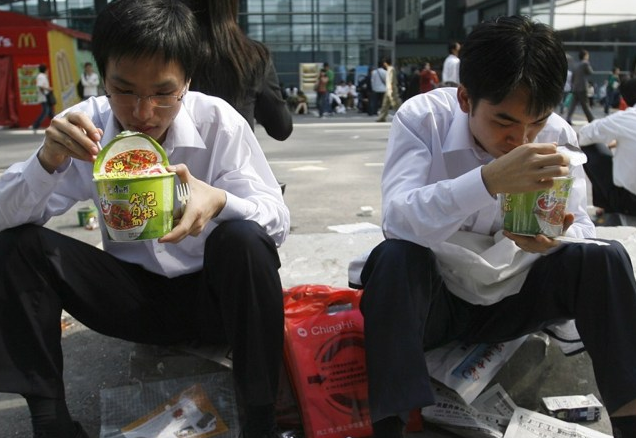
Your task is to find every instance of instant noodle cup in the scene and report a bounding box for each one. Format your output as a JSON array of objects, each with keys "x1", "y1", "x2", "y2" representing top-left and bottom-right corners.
[
  {"x1": 500, "y1": 176, "x2": 574, "y2": 238},
  {"x1": 93, "y1": 131, "x2": 174, "y2": 241}
]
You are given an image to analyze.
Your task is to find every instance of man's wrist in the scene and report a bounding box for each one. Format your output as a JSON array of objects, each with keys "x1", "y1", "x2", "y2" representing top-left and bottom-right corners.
[{"x1": 37, "y1": 147, "x2": 67, "y2": 174}]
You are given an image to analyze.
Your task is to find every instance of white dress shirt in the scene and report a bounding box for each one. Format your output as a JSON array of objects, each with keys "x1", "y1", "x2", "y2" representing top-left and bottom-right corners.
[
  {"x1": 0, "y1": 92, "x2": 290, "y2": 278},
  {"x1": 36, "y1": 72, "x2": 49, "y2": 103},
  {"x1": 442, "y1": 54, "x2": 460, "y2": 84},
  {"x1": 378, "y1": 87, "x2": 595, "y2": 304},
  {"x1": 81, "y1": 72, "x2": 100, "y2": 98},
  {"x1": 578, "y1": 105, "x2": 636, "y2": 195}
]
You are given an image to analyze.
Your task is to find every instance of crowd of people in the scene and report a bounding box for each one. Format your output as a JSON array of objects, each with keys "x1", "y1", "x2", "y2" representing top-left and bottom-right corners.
[{"x1": 287, "y1": 54, "x2": 454, "y2": 121}]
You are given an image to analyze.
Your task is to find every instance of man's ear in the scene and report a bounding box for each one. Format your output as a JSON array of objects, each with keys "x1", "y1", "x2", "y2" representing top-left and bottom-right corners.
[{"x1": 457, "y1": 85, "x2": 471, "y2": 114}]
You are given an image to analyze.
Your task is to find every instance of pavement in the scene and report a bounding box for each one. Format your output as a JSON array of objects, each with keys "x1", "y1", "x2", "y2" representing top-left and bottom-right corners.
[{"x1": 0, "y1": 102, "x2": 633, "y2": 437}]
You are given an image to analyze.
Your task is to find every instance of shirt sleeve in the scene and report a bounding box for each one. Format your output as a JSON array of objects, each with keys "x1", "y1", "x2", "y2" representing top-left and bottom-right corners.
[
  {"x1": 205, "y1": 113, "x2": 290, "y2": 246},
  {"x1": 0, "y1": 152, "x2": 84, "y2": 231},
  {"x1": 578, "y1": 115, "x2": 622, "y2": 146},
  {"x1": 381, "y1": 104, "x2": 496, "y2": 247}
]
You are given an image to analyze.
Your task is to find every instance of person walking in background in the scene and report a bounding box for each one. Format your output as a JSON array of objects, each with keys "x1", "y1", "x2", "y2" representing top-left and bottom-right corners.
[
  {"x1": 419, "y1": 62, "x2": 439, "y2": 94},
  {"x1": 31, "y1": 64, "x2": 54, "y2": 133},
  {"x1": 403, "y1": 66, "x2": 420, "y2": 101},
  {"x1": 185, "y1": 0, "x2": 292, "y2": 142},
  {"x1": 369, "y1": 62, "x2": 386, "y2": 116},
  {"x1": 604, "y1": 66, "x2": 621, "y2": 115},
  {"x1": 579, "y1": 78, "x2": 636, "y2": 222},
  {"x1": 566, "y1": 49, "x2": 595, "y2": 124},
  {"x1": 357, "y1": 68, "x2": 372, "y2": 113},
  {"x1": 559, "y1": 67, "x2": 572, "y2": 114},
  {"x1": 376, "y1": 58, "x2": 400, "y2": 122},
  {"x1": 79, "y1": 62, "x2": 100, "y2": 100},
  {"x1": 442, "y1": 41, "x2": 461, "y2": 86},
  {"x1": 314, "y1": 69, "x2": 330, "y2": 117},
  {"x1": 323, "y1": 62, "x2": 335, "y2": 115}
]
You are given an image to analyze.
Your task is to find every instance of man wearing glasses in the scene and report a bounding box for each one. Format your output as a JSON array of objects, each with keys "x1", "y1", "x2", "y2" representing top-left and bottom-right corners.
[{"x1": 0, "y1": 1, "x2": 289, "y2": 437}]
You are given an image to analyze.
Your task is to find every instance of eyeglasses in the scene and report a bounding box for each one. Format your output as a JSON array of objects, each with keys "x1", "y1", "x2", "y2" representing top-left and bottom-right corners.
[{"x1": 105, "y1": 87, "x2": 187, "y2": 108}]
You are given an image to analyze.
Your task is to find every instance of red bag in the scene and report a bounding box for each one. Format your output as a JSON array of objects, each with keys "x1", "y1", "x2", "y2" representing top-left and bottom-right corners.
[{"x1": 283, "y1": 285, "x2": 372, "y2": 438}]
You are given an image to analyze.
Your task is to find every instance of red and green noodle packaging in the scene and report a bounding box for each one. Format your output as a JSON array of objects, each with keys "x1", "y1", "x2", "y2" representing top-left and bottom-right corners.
[
  {"x1": 500, "y1": 176, "x2": 574, "y2": 238},
  {"x1": 93, "y1": 131, "x2": 175, "y2": 241}
]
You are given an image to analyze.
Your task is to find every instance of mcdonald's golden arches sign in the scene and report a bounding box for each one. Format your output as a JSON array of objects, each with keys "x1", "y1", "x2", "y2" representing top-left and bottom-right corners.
[{"x1": 18, "y1": 32, "x2": 37, "y2": 49}]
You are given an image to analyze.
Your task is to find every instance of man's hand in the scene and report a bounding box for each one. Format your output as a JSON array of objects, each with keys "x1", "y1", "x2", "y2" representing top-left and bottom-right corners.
[
  {"x1": 159, "y1": 164, "x2": 227, "y2": 244},
  {"x1": 38, "y1": 112, "x2": 103, "y2": 173},
  {"x1": 503, "y1": 213, "x2": 574, "y2": 253},
  {"x1": 481, "y1": 143, "x2": 570, "y2": 196}
]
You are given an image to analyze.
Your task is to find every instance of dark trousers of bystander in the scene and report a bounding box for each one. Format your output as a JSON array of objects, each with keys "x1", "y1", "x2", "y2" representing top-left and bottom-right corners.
[
  {"x1": 32, "y1": 101, "x2": 55, "y2": 130},
  {"x1": 582, "y1": 143, "x2": 636, "y2": 215},
  {"x1": 566, "y1": 90, "x2": 595, "y2": 123}
]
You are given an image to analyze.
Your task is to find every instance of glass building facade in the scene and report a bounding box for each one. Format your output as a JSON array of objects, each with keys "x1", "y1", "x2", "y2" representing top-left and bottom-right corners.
[
  {"x1": 237, "y1": 0, "x2": 393, "y2": 87},
  {"x1": 2, "y1": 0, "x2": 635, "y2": 85},
  {"x1": 465, "y1": 0, "x2": 636, "y2": 77}
]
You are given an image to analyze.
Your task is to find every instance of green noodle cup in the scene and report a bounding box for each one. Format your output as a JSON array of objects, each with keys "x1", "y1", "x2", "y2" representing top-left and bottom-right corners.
[
  {"x1": 93, "y1": 131, "x2": 175, "y2": 241},
  {"x1": 501, "y1": 176, "x2": 574, "y2": 238}
]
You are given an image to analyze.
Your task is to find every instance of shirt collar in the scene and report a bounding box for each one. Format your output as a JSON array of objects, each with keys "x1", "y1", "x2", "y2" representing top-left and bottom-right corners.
[
  {"x1": 442, "y1": 109, "x2": 492, "y2": 161},
  {"x1": 100, "y1": 100, "x2": 207, "y2": 156}
]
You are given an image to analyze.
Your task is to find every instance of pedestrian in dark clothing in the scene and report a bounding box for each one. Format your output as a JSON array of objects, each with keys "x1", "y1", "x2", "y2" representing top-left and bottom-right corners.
[
  {"x1": 566, "y1": 49, "x2": 595, "y2": 124},
  {"x1": 31, "y1": 64, "x2": 55, "y2": 132}
]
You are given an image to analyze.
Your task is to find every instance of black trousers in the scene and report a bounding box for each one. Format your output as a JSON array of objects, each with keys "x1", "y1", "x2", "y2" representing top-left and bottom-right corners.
[
  {"x1": 360, "y1": 238, "x2": 636, "y2": 422},
  {"x1": 582, "y1": 142, "x2": 636, "y2": 215},
  {"x1": 566, "y1": 89, "x2": 594, "y2": 123},
  {"x1": 0, "y1": 220, "x2": 283, "y2": 409}
]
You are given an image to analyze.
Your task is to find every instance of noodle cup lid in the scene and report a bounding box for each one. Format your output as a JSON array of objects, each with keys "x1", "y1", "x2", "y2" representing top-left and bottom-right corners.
[{"x1": 93, "y1": 131, "x2": 170, "y2": 178}]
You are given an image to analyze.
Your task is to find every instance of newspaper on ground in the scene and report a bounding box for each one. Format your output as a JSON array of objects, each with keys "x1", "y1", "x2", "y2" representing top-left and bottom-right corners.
[
  {"x1": 421, "y1": 381, "x2": 517, "y2": 438},
  {"x1": 425, "y1": 336, "x2": 528, "y2": 404},
  {"x1": 471, "y1": 383, "x2": 518, "y2": 425},
  {"x1": 503, "y1": 407, "x2": 612, "y2": 438}
]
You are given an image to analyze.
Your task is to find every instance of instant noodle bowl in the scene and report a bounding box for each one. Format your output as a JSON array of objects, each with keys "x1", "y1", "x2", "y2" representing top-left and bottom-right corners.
[
  {"x1": 93, "y1": 131, "x2": 174, "y2": 241},
  {"x1": 500, "y1": 176, "x2": 574, "y2": 238}
]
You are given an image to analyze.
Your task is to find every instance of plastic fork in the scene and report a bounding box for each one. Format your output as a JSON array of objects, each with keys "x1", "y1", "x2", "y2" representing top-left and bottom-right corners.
[{"x1": 176, "y1": 182, "x2": 191, "y2": 215}]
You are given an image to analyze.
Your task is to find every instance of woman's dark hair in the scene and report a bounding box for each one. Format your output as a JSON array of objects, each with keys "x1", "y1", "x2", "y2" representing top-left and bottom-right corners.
[
  {"x1": 92, "y1": 0, "x2": 200, "y2": 82},
  {"x1": 459, "y1": 15, "x2": 567, "y2": 116},
  {"x1": 186, "y1": 0, "x2": 269, "y2": 105}
]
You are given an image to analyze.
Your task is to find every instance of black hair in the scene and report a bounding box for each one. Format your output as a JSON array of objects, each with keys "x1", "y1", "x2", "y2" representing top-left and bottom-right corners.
[
  {"x1": 578, "y1": 49, "x2": 588, "y2": 60},
  {"x1": 38, "y1": 64, "x2": 47, "y2": 73},
  {"x1": 184, "y1": 0, "x2": 269, "y2": 105},
  {"x1": 448, "y1": 41, "x2": 460, "y2": 53},
  {"x1": 459, "y1": 15, "x2": 567, "y2": 116},
  {"x1": 619, "y1": 78, "x2": 636, "y2": 107},
  {"x1": 92, "y1": 0, "x2": 200, "y2": 82}
]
